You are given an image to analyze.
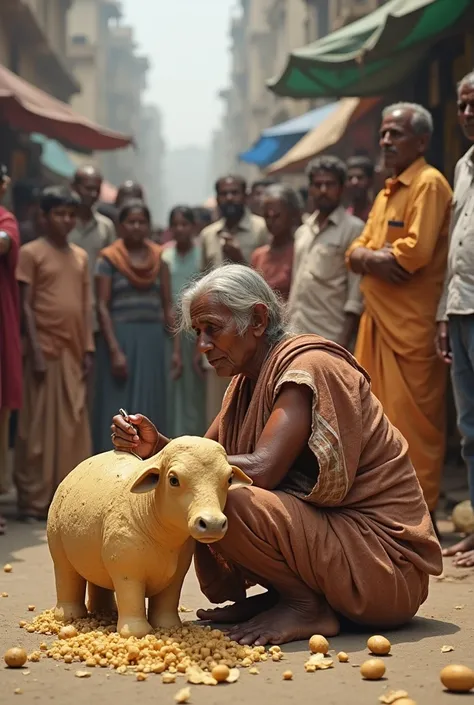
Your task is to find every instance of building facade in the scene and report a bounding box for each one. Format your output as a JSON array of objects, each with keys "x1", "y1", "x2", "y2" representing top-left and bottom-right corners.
[
  {"x1": 135, "y1": 104, "x2": 166, "y2": 226},
  {"x1": 1, "y1": 0, "x2": 79, "y2": 101},
  {"x1": 67, "y1": 0, "x2": 155, "y2": 188},
  {"x1": 215, "y1": 0, "x2": 390, "y2": 182},
  {"x1": 101, "y1": 23, "x2": 149, "y2": 186},
  {"x1": 216, "y1": 0, "x2": 327, "y2": 181},
  {"x1": 67, "y1": 0, "x2": 121, "y2": 131},
  {"x1": 0, "y1": 0, "x2": 81, "y2": 182}
]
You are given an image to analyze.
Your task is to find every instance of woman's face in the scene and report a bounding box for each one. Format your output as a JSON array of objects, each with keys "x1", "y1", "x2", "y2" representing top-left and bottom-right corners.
[
  {"x1": 120, "y1": 208, "x2": 150, "y2": 246},
  {"x1": 190, "y1": 295, "x2": 268, "y2": 378},
  {"x1": 263, "y1": 197, "x2": 294, "y2": 239},
  {"x1": 171, "y1": 212, "x2": 194, "y2": 246}
]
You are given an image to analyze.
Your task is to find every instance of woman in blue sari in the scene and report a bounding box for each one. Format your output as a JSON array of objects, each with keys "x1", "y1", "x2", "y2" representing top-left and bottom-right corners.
[
  {"x1": 93, "y1": 200, "x2": 172, "y2": 450},
  {"x1": 162, "y1": 206, "x2": 206, "y2": 436}
]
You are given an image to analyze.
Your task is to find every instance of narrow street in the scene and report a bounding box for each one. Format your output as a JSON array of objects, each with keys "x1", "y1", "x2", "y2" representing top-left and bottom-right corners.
[{"x1": 0, "y1": 512, "x2": 473, "y2": 705}]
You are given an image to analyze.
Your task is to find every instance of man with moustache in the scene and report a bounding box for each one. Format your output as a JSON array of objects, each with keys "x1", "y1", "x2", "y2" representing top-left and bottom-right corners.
[
  {"x1": 288, "y1": 156, "x2": 364, "y2": 351},
  {"x1": 347, "y1": 103, "x2": 452, "y2": 530},
  {"x1": 201, "y1": 175, "x2": 268, "y2": 270},
  {"x1": 437, "y1": 72, "x2": 474, "y2": 568},
  {"x1": 200, "y1": 174, "x2": 269, "y2": 426}
]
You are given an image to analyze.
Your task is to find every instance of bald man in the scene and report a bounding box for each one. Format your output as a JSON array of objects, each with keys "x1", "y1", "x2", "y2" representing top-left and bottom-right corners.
[
  {"x1": 69, "y1": 166, "x2": 116, "y2": 416},
  {"x1": 69, "y1": 166, "x2": 115, "y2": 327}
]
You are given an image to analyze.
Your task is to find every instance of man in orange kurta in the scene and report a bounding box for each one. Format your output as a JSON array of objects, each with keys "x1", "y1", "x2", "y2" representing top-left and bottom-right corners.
[{"x1": 347, "y1": 103, "x2": 452, "y2": 524}]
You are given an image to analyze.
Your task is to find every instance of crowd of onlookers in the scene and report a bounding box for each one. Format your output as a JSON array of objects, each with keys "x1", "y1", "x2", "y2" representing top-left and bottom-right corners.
[{"x1": 1, "y1": 71, "x2": 474, "y2": 568}]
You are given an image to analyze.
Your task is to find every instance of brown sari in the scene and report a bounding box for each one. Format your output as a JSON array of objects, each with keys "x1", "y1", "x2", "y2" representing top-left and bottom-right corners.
[{"x1": 195, "y1": 335, "x2": 443, "y2": 627}]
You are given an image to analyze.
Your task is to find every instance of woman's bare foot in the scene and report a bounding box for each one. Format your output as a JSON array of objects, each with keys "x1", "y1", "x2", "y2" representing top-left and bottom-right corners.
[
  {"x1": 443, "y1": 534, "x2": 474, "y2": 555},
  {"x1": 452, "y1": 550, "x2": 474, "y2": 567},
  {"x1": 443, "y1": 534, "x2": 474, "y2": 567},
  {"x1": 196, "y1": 591, "x2": 278, "y2": 624},
  {"x1": 227, "y1": 595, "x2": 340, "y2": 646}
]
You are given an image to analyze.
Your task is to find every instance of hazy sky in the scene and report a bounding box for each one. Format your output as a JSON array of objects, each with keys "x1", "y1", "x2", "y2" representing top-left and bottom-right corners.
[{"x1": 121, "y1": 0, "x2": 236, "y2": 150}]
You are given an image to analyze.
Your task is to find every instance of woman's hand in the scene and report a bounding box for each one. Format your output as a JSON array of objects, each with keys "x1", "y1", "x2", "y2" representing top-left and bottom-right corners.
[
  {"x1": 110, "y1": 413, "x2": 159, "y2": 459},
  {"x1": 111, "y1": 349, "x2": 128, "y2": 379}
]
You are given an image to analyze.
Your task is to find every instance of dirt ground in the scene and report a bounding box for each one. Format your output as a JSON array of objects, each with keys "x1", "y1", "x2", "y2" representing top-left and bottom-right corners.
[{"x1": 0, "y1": 513, "x2": 473, "y2": 705}]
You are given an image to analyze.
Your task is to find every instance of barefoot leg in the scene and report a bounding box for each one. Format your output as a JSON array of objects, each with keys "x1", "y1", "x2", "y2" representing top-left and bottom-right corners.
[
  {"x1": 112, "y1": 575, "x2": 150, "y2": 638},
  {"x1": 443, "y1": 534, "x2": 474, "y2": 557},
  {"x1": 452, "y1": 549, "x2": 474, "y2": 567},
  {"x1": 48, "y1": 536, "x2": 87, "y2": 621},
  {"x1": 211, "y1": 488, "x2": 339, "y2": 645},
  {"x1": 87, "y1": 583, "x2": 116, "y2": 615},
  {"x1": 148, "y1": 539, "x2": 194, "y2": 630},
  {"x1": 228, "y1": 595, "x2": 339, "y2": 646},
  {"x1": 196, "y1": 591, "x2": 278, "y2": 624}
]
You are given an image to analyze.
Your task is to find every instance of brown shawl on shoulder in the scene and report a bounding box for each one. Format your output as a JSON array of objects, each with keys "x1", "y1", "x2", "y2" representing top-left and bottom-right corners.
[
  {"x1": 100, "y1": 238, "x2": 162, "y2": 289},
  {"x1": 218, "y1": 334, "x2": 370, "y2": 506}
]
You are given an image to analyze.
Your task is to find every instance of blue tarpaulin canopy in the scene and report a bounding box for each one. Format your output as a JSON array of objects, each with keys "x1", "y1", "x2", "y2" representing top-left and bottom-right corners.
[
  {"x1": 31, "y1": 133, "x2": 77, "y2": 178},
  {"x1": 239, "y1": 101, "x2": 339, "y2": 168}
]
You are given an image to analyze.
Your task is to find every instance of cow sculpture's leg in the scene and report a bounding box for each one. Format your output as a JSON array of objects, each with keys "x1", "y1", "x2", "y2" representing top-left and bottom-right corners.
[
  {"x1": 87, "y1": 583, "x2": 116, "y2": 615},
  {"x1": 112, "y1": 575, "x2": 151, "y2": 638},
  {"x1": 49, "y1": 535, "x2": 87, "y2": 621},
  {"x1": 148, "y1": 539, "x2": 194, "y2": 630}
]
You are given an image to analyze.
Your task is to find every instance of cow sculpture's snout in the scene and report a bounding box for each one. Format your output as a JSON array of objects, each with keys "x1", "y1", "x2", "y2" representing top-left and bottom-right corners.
[{"x1": 190, "y1": 511, "x2": 228, "y2": 543}]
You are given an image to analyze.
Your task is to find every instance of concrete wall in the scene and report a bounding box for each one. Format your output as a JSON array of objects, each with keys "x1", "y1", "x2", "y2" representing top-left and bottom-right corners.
[{"x1": 67, "y1": 0, "x2": 99, "y2": 44}]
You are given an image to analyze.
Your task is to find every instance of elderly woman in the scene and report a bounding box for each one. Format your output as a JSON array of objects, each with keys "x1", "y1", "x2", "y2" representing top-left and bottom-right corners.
[{"x1": 111, "y1": 264, "x2": 442, "y2": 646}]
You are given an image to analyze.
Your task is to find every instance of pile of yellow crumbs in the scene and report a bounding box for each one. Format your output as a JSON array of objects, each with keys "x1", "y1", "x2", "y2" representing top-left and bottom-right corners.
[{"x1": 20, "y1": 610, "x2": 282, "y2": 680}]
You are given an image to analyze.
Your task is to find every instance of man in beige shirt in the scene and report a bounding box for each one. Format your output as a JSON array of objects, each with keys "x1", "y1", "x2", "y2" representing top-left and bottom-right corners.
[
  {"x1": 289, "y1": 156, "x2": 364, "y2": 349},
  {"x1": 201, "y1": 175, "x2": 268, "y2": 269},
  {"x1": 201, "y1": 174, "x2": 269, "y2": 425},
  {"x1": 69, "y1": 166, "x2": 116, "y2": 333}
]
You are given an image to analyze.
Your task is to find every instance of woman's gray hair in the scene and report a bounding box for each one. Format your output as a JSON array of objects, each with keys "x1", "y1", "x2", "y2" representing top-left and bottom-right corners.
[
  {"x1": 264, "y1": 183, "x2": 303, "y2": 212},
  {"x1": 178, "y1": 264, "x2": 288, "y2": 344},
  {"x1": 382, "y1": 102, "x2": 433, "y2": 136}
]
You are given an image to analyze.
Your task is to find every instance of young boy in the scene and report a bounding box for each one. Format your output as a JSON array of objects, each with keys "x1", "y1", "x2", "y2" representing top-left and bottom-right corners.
[{"x1": 14, "y1": 186, "x2": 94, "y2": 522}]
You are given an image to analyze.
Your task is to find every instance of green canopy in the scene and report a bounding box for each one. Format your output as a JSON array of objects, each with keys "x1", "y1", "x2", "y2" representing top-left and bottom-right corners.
[{"x1": 268, "y1": 0, "x2": 472, "y2": 98}]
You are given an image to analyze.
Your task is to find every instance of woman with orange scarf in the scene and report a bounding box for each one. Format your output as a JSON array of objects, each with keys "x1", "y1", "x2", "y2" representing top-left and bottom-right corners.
[{"x1": 93, "y1": 200, "x2": 173, "y2": 451}]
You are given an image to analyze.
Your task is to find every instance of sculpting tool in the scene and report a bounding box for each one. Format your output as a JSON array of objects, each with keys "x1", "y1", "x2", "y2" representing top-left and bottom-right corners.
[{"x1": 119, "y1": 408, "x2": 142, "y2": 460}]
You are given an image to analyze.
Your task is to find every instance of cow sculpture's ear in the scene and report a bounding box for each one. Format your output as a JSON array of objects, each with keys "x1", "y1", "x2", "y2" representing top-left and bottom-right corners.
[
  {"x1": 130, "y1": 464, "x2": 161, "y2": 494},
  {"x1": 229, "y1": 465, "x2": 253, "y2": 489}
]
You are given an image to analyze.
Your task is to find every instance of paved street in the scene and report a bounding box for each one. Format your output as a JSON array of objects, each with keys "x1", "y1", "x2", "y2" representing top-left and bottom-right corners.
[{"x1": 0, "y1": 511, "x2": 473, "y2": 705}]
